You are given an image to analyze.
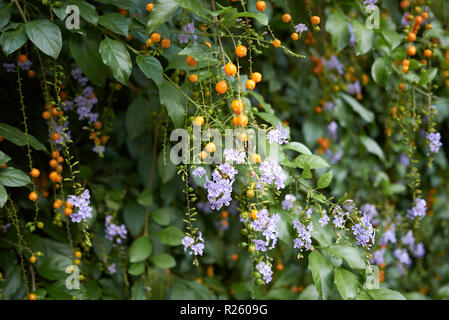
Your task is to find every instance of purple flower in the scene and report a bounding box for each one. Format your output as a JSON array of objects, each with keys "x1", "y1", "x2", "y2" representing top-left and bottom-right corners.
[
  {"x1": 178, "y1": 20, "x2": 197, "y2": 44},
  {"x1": 401, "y1": 230, "x2": 415, "y2": 248},
  {"x1": 360, "y1": 203, "x2": 378, "y2": 220},
  {"x1": 105, "y1": 215, "x2": 127, "y2": 244},
  {"x1": 204, "y1": 165, "x2": 237, "y2": 210},
  {"x1": 332, "y1": 206, "x2": 346, "y2": 228},
  {"x1": 71, "y1": 67, "x2": 89, "y2": 86},
  {"x1": 426, "y1": 132, "x2": 442, "y2": 153},
  {"x1": 324, "y1": 102, "x2": 335, "y2": 111},
  {"x1": 292, "y1": 220, "x2": 313, "y2": 251},
  {"x1": 256, "y1": 261, "x2": 273, "y2": 284},
  {"x1": 352, "y1": 214, "x2": 375, "y2": 247},
  {"x1": 380, "y1": 225, "x2": 397, "y2": 245},
  {"x1": 17, "y1": 60, "x2": 32, "y2": 71},
  {"x1": 183, "y1": 231, "x2": 205, "y2": 256},
  {"x1": 281, "y1": 194, "x2": 296, "y2": 210},
  {"x1": 401, "y1": 12, "x2": 411, "y2": 26},
  {"x1": 319, "y1": 212, "x2": 330, "y2": 226},
  {"x1": 182, "y1": 235, "x2": 194, "y2": 251},
  {"x1": 191, "y1": 243, "x2": 204, "y2": 256},
  {"x1": 192, "y1": 166, "x2": 207, "y2": 178},
  {"x1": 413, "y1": 242, "x2": 425, "y2": 258},
  {"x1": 348, "y1": 23, "x2": 356, "y2": 47},
  {"x1": 257, "y1": 158, "x2": 287, "y2": 190},
  {"x1": 348, "y1": 80, "x2": 362, "y2": 95},
  {"x1": 108, "y1": 263, "x2": 117, "y2": 275},
  {"x1": 407, "y1": 198, "x2": 426, "y2": 220},
  {"x1": 326, "y1": 150, "x2": 343, "y2": 164},
  {"x1": 267, "y1": 123, "x2": 289, "y2": 145},
  {"x1": 49, "y1": 121, "x2": 71, "y2": 146},
  {"x1": 294, "y1": 23, "x2": 308, "y2": 33},
  {"x1": 327, "y1": 121, "x2": 338, "y2": 141},
  {"x1": 3, "y1": 63, "x2": 15, "y2": 73},
  {"x1": 68, "y1": 189, "x2": 93, "y2": 223},
  {"x1": 372, "y1": 248, "x2": 385, "y2": 266},
  {"x1": 323, "y1": 55, "x2": 344, "y2": 75},
  {"x1": 394, "y1": 248, "x2": 411, "y2": 266},
  {"x1": 253, "y1": 239, "x2": 267, "y2": 252},
  {"x1": 223, "y1": 148, "x2": 246, "y2": 164},
  {"x1": 399, "y1": 153, "x2": 410, "y2": 167},
  {"x1": 362, "y1": 0, "x2": 377, "y2": 8},
  {"x1": 61, "y1": 100, "x2": 74, "y2": 111}
]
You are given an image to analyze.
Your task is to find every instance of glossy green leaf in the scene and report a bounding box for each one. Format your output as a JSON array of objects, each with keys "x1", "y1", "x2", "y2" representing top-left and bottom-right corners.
[
  {"x1": 136, "y1": 55, "x2": 163, "y2": 86},
  {"x1": 147, "y1": 0, "x2": 179, "y2": 33},
  {"x1": 128, "y1": 262, "x2": 145, "y2": 276},
  {"x1": 325, "y1": 9, "x2": 350, "y2": 51},
  {"x1": 99, "y1": 13, "x2": 129, "y2": 37},
  {"x1": 150, "y1": 253, "x2": 176, "y2": 268},
  {"x1": 25, "y1": 19, "x2": 62, "y2": 58},
  {"x1": 360, "y1": 136, "x2": 385, "y2": 161},
  {"x1": 0, "y1": 167, "x2": 31, "y2": 187},
  {"x1": 156, "y1": 226, "x2": 184, "y2": 246},
  {"x1": 352, "y1": 20, "x2": 374, "y2": 55},
  {"x1": 340, "y1": 93, "x2": 374, "y2": 123},
  {"x1": 317, "y1": 170, "x2": 333, "y2": 189},
  {"x1": 371, "y1": 56, "x2": 392, "y2": 87},
  {"x1": 327, "y1": 246, "x2": 366, "y2": 269},
  {"x1": 0, "y1": 24, "x2": 27, "y2": 56},
  {"x1": 308, "y1": 251, "x2": 333, "y2": 299},
  {"x1": 159, "y1": 79, "x2": 185, "y2": 128},
  {"x1": 129, "y1": 236, "x2": 152, "y2": 263},
  {"x1": 334, "y1": 268, "x2": 359, "y2": 300},
  {"x1": 0, "y1": 184, "x2": 7, "y2": 208},
  {"x1": 99, "y1": 37, "x2": 132, "y2": 85}
]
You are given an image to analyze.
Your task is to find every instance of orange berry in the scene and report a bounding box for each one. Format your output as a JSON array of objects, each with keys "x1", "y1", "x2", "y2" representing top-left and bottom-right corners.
[
  {"x1": 231, "y1": 100, "x2": 244, "y2": 114},
  {"x1": 424, "y1": 49, "x2": 432, "y2": 58},
  {"x1": 29, "y1": 255, "x2": 37, "y2": 263},
  {"x1": 246, "y1": 79, "x2": 256, "y2": 90},
  {"x1": 421, "y1": 12, "x2": 429, "y2": 20},
  {"x1": 250, "y1": 209, "x2": 258, "y2": 219},
  {"x1": 30, "y1": 168, "x2": 40, "y2": 178},
  {"x1": 231, "y1": 254, "x2": 238, "y2": 261},
  {"x1": 52, "y1": 151, "x2": 60, "y2": 159},
  {"x1": 251, "y1": 72, "x2": 262, "y2": 83},
  {"x1": 402, "y1": 65, "x2": 409, "y2": 73},
  {"x1": 200, "y1": 151, "x2": 209, "y2": 160},
  {"x1": 50, "y1": 132, "x2": 60, "y2": 141},
  {"x1": 238, "y1": 132, "x2": 248, "y2": 142},
  {"x1": 235, "y1": 114, "x2": 248, "y2": 127},
  {"x1": 235, "y1": 45, "x2": 247, "y2": 58},
  {"x1": 256, "y1": 1, "x2": 266, "y2": 12},
  {"x1": 50, "y1": 159, "x2": 58, "y2": 168},
  {"x1": 407, "y1": 46, "x2": 416, "y2": 56},
  {"x1": 66, "y1": 200, "x2": 72, "y2": 208},
  {"x1": 49, "y1": 171, "x2": 60, "y2": 182},
  {"x1": 151, "y1": 33, "x2": 161, "y2": 43},
  {"x1": 415, "y1": 16, "x2": 423, "y2": 24},
  {"x1": 28, "y1": 70, "x2": 36, "y2": 78},
  {"x1": 28, "y1": 294, "x2": 37, "y2": 300},
  {"x1": 215, "y1": 80, "x2": 228, "y2": 94},
  {"x1": 28, "y1": 192, "x2": 38, "y2": 202},
  {"x1": 224, "y1": 62, "x2": 237, "y2": 76},
  {"x1": 53, "y1": 199, "x2": 63, "y2": 209},
  {"x1": 74, "y1": 259, "x2": 80, "y2": 266},
  {"x1": 185, "y1": 55, "x2": 197, "y2": 67},
  {"x1": 118, "y1": 8, "x2": 128, "y2": 16},
  {"x1": 205, "y1": 142, "x2": 216, "y2": 153},
  {"x1": 402, "y1": 59, "x2": 410, "y2": 67},
  {"x1": 408, "y1": 33, "x2": 416, "y2": 42},
  {"x1": 276, "y1": 263, "x2": 284, "y2": 271},
  {"x1": 146, "y1": 2, "x2": 154, "y2": 12},
  {"x1": 311, "y1": 16, "x2": 321, "y2": 25},
  {"x1": 291, "y1": 32, "x2": 299, "y2": 41},
  {"x1": 161, "y1": 38, "x2": 171, "y2": 48},
  {"x1": 75, "y1": 251, "x2": 82, "y2": 258},
  {"x1": 64, "y1": 207, "x2": 73, "y2": 216},
  {"x1": 42, "y1": 111, "x2": 51, "y2": 120},
  {"x1": 189, "y1": 74, "x2": 198, "y2": 83},
  {"x1": 251, "y1": 153, "x2": 261, "y2": 163},
  {"x1": 221, "y1": 210, "x2": 229, "y2": 218},
  {"x1": 282, "y1": 13, "x2": 291, "y2": 23},
  {"x1": 193, "y1": 116, "x2": 205, "y2": 127},
  {"x1": 272, "y1": 39, "x2": 281, "y2": 48},
  {"x1": 398, "y1": 83, "x2": 405, "y2": 90},
  {"x1": 18, "y1": 54, "x2": 27, "y2": 63},
  {"x1": 94, "y1": 121, "x2": 102, "y2": 130}
]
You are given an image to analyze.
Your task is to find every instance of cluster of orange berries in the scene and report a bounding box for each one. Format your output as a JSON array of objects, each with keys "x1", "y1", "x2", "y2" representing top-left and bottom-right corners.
[
  {"x1": 145, "y1": 32, "x2": 171, "y2": 49},
  {"x1": 316, "y1": 137, "x2": 330, "y2": 155},
  {"x1": 220, "y1": 210, "x2": 229, "y2": 230}
]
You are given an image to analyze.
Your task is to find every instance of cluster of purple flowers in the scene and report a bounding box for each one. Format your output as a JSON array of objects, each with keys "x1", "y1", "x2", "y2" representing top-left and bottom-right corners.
[
  {"x1": 105, "y1": 215, "x2": 128, "y2": 245},
  {"x1": 74, "y1": 86, "x2": 99, "y2": 124},
  {"x1": 426, "y1": 132, "x2": 443, "y2": 154},
  {"x1": 223, "y1": 148, "x2": 246, "y2": 164},
  {"x1": 294, "y1": 23, "x2": 308, "y2": 33},
  {"x1": 347, "y1": 80, "x2": 362, "y2": 95},
  {"x1": 332, "y1": 205, "x2": 347, "y2": 228},
  {"x1": 67, "y1": 189, "x2": 93, "y2": 223},
  {"x1": 323, "y1": 55, "x2": 344, "y2": 75},
  {"x1": 352, "y1": 214, "x2": 376, "y2": 247},
  {"x1": 49, "y1": 121, "x2": 71, "y2": 147},
  {"x1": 407, "y1": 198, "x2": 426, "y2": 220},
  {"x1": 292, "y1": 220, "x2": 313, "y2": 251},
  {"x1": 267, "y1": 123, "x2": 289, "y2": 145},
  {"x1": 182, "y1": 231, "x2": 204, "y2": 256},
  {"x1": 394, "y1": 248, "x2": 412, "y2": 267},
  {"x1": 250, "y1": 209, "x2": 280, "y2": 251},
  {"x1": 281, "y1": 194, "x2": 296, "y2": 210},
  {"x1": 204, "y1": 164, "x2": 237, "y2": 210},
  {"x1": 178, "y1": 21, "x2": 197, "y2": 44},
  {"x1": 257, "y1": 158, "x2": 287, "y2": 190},
  {"x1": 192, "y1": 166, "x2": 207, "y2": 178},
  {"x1": 372, "y1": 248, "x2": 385, "y2": 265},
  {"x1": 380, "y1": 224, "x2": 397, "y2": 246},
  {"x1": 319, "y1": 211, "x2": 330, "y2": 226},
  {"x1": 18, "y1": 60, "x2": 32, "y2": 71},
  {"x1": 256, "y1": 261, "x2": 273, "y2": 284},
  {"x1": 361, "y1": 0, "x2": 377, "y2": 8},
  {"x1": 361, "y1": 203, "x2": 379, "y2": 225},
  {"x1": 71, "y1": 67, "x2": 89, "y2": 86},
  {"x1": 401, "y1": 231, "x2": 425, "y2": 258},
  {"x1": 3, "y1": 63, "x2": 15, "y2": 73}
]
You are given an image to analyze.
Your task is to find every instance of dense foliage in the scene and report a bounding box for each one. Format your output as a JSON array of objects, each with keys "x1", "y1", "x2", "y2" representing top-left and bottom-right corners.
[{"x1": 0, "y1": 0, "x2": 448, "y2": 300}]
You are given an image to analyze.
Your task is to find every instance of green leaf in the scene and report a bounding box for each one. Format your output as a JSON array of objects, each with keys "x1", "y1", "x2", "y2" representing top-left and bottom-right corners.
[
  {"x1": 246, "y1": 91, "x2": 273, "y2": 113},
  {"x1": 0, "y1": 185, "x2": 7, "y2": 208},
  {"x1": 136, "y1": 55, "x2": 163, "y2": 86},
  {"x1": 137, "y1": 189, "x2": 153, "y2": 207},
  {"x1": 340, "y1": 93, "x2": 374, "y2": 123},
  {"x1": 0, "y1": 151, "x2": 11, "y2": 166},
  {"x1": 177, "y1": 43, "x2": 217, "y2": 63},
  {"x1": 232, "y1": 11, "x2": 268, "y2": 25},
  {"x1": 157, "y1": 152, "x2": 176, "y2": 183},
  {"x1": 156, "y1": 226, "x2": 184, "y2": 246},
  {"x1": 334, "y1": 268, "x2": 359, "y2": 300},
  {"x1": 99, "y1": 13, "x2": 129, "y2": 37},
  {"x1": 255, "y1": 112, "x2": 282, "y2": 127},
  {"x1": 327, "y1": 246, "x2": 366, "y2": 269},
  {"x1": 129, "y1": 236, "x2": 152, "y2": 263},
  {"x1": 99, "y1": 37, "x2": 132, "y2": 85},
  {"x1": 371, "y1": 56, "x2": 393, "y2": 87},
  {"x1": 151, "y1": 207, "x2": 175, "y2": 226},
  {"x1": 308, "y1": 251, "x2": 333, "y2": 299},
  {"x1": 147, "y1": 0, "x2": 179, "y2": 33},
  {"x1": 0, "y1": 167, "x2": 31, "y2": 187},
  {"x1": 159, "y1": 79, "x2": 185, "y2": 128},
  {"x1": 37, "y1": 254, "x2": 72, "y2": 280},
  {"x1": 123, "y1": 202, "x2": 146, "y2": 238},
  {"x1": 69, "y1": 34, "x2": 108, "y2": 86},
  {"x1": 150, "y1": 253, "x2": 176, "y2": 268},
  {"x1": 175, "y1": 0, "x2": 206, "y2": 19},
  {"x1": 0, "y1": 24, "x2": 27, "y2": 56},
  {"x1": 381, "y1": 30, "x2": 403, "y2": 51},
  {"x1": 53, "y1": 0, "x2": 99, "y2": 25},
  {"x1": 0, "y1": 3, "x2": 11, "y2": 30},
  {"x1": 419, "y1": 68, "x2": 437, "y2": 86},
  {"x1": 283, "y1": 142, "x2": 312, "y2": 155},
  {"x1": 357, "y1": 289, "x2": 406, "y2": 300},
  {"x1": 325, "y1": 9, "x2": 350, "y2": 51},
  {"x1": 317, "y1": 170, "x2": 333, "y2": 189},
  {"x1": 360, "y1": 136, "x2": 385, "y2": 161},
  {"x1": 25, "y1": 19, "x2": 62, "y2": 58},
  {"x1": 128, "y1": 262, "x2": 145, "y2": 276},
  {"x1": 351, "y1": 20, "x2": 374, "y2": 55},
  {"x1": 126, "y1": 96, "x2": 150, "y2": 139},
  {"x1": 293, "y1": 154, "x2": 329, "y2": 170},
  {"x1": 0, "y1": 123, "x2": 47, "y2": 152}
]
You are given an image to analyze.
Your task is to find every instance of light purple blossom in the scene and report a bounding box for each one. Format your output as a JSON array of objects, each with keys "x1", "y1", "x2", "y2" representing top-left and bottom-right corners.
[
  {"x1": 71, "y1": 67, "x2": 89, "y2": 86},
  {"x1": 348, "y1": 80, "x2": 362, "y2": 95},
  {"x1": 292, "y1": 220, "x2": 313, "y2": 251},
  {"x1": 68, "y1": 189, "x2": 93, "y2": 223},
  {"x1": 372, "y1": 248, "x2": 385, "y2": 265},
  {"x1": 399, "y1": 153, "x2": 410, "y2": 167},
  {"x1": 352, "y1": 214, "x2": 375, "y2": 247},
  {"x1": 413, "y1": 242, "x2": 425, "y2": 258},
  {"x1": 348, "y1": 23, "x2": 356, "y2": 47},
  {"x1": 394, "y1": 248, "x2": 412, "y2": 266},
  {"x1": 253, "y1": 239, "x2": 267, "y2": 252},
  {"x1": 178, "y1": 20, "x2": 197, "y2": 44},
  {"x1": 281, "y1": 194, "x2": 296, "y2": 210},
  {"x1": 257, "y1": 158, "x2": 287, "y2": 190},
  {"x1": 401, "y1": 230, "x2": 415, "y2": 248},
  {"x1": 108, "y1": 263, "x2": 117, "y2": 275},
  {"x1": 105, "y1": 215, "x2": 127, "y2": 244},
  {"x1": 49, "y1": 121, "x2": 71, "y2": 146},
  {"x1": 323, "y1": 55, "x2": 344, "y2": 75},
  {"x1": 327, "y1": 121, "x2": 338, "y2": 141},
  {"x1": 192, "y1": 166, "x2": 207, "y2": 178},
  {"x1": 182, "y1": 235, "x2": 195, "y2": 251},
  {"x1": 183, "y1": 231, "x2": 205, "y2": 256},
  {"x1": 426, "y1": 132, "x2": 442, "y2": 153},
  {"x1": 17, "y1": 60, "x2": 32, "y2": 71},
  {"x1": 294, "y1": 23, "x2": 308, "y2": 33},
  {"x1": 3, "y1": 63, "x2": 15, "y2": 72},
  {"x1": 324, "y1": 102, "x2": 335, "y2": 111},
  {"x1": 319, "y1": 212, "x2": 330, "y2": 226},
  {"x1": 256, "y1": 261, "x2": 273, "y2": 284},
  {"x1": 223, "y1": 148, "x2": 246, "y2": 164},
  {"x1": 380, "y1": 224, "x2": 397, "y2": 245},
  {"x1": 204, "y1": 165, "x2": 236, "y2": 210},
  {"x1": 407, "y1": 198, "x2": 426, "y2": 220},
  {"x1": 267, "y1": 123, "x2": 289, "y2": 145}
]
